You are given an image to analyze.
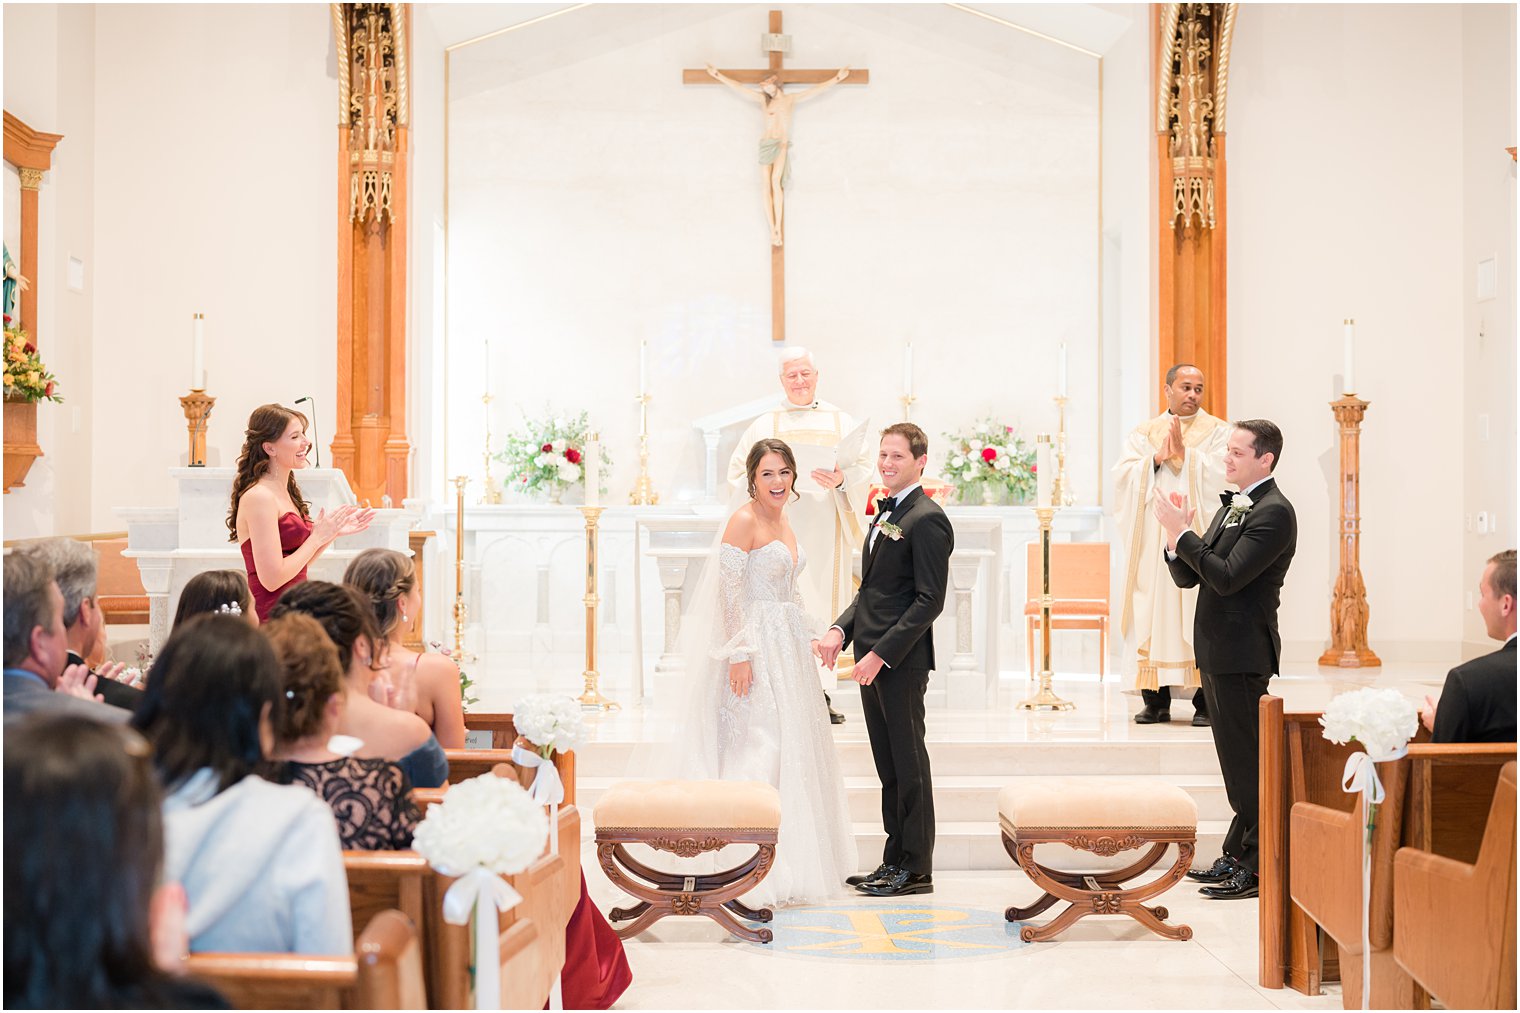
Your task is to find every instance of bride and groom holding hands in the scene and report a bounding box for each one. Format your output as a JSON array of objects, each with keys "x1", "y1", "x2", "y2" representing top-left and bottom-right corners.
[{"x1": 696, "y1": 421, "x2": 952, "y2": 905}]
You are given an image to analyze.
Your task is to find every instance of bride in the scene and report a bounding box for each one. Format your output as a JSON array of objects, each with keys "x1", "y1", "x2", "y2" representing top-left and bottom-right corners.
[{"x1": 664, "y1": 438, "x2": 855, "y2": 908}]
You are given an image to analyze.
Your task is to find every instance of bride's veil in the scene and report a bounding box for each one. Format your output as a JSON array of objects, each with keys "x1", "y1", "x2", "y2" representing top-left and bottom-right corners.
[{"x1": 624, "y1": 484, "x2": 753, "y2": 785}]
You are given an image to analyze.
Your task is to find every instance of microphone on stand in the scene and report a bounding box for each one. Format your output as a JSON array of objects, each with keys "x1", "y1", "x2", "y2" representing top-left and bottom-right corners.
[{"x1": 294, "y1": 396, "x2": 320, "y2": 468}]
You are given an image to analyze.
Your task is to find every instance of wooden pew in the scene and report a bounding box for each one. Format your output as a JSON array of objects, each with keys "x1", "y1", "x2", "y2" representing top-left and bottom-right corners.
[
  {"x1": 1259, "y1": 695, "x2": 1359, "y2": 994},
  {"x1": 186, "y1": 909, "x2": 422, "y2": 1010},
  {"x1": 463, "y1": 711, "x2": 578, "y2": 805},
  {"x1": 1287, "y1": 734, "x2": 1516, "y2": 1008},
  {"x1": 1394, "y1": 761, "x2": 1517, "y2": 1010}
]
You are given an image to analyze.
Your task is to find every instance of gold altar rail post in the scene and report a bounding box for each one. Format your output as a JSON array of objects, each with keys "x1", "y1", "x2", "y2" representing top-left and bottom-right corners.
[
  {"x1": 578, "y1": 505, "x2": 618, "y2": 710},
  {"x1": 1019, "y1": 501, "x2": 1075, "y2": 712}
]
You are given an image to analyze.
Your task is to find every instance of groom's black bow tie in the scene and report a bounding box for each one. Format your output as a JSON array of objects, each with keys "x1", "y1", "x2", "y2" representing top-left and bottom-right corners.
[
  {"x1": 877, "y1": 496, "x2": 898, "y2": 514},
  {"x1": 1220, "y1": 491, "x2": 1235, "y2": 506}
]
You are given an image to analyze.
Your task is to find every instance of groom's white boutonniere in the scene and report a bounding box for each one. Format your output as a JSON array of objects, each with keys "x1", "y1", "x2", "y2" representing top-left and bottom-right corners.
[
  {"x1": 1225, "y1": 492, "x2": 1253, "y2": 527},
  {"x1": 877, "y1": 521, "x2": 904, "y2": 542}
]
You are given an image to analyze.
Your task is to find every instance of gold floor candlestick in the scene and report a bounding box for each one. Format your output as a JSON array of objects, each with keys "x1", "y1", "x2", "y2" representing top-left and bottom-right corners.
[
  {"x1": 629, "y1": 394, "x2": 659, "y2": 506},
  {"x1": 480, "y1": 393, "x2": 502, "y2": 505},
  {"x1": 1051, "y1": 395, "x2": 1074, "y2": 507},
  {"x1": 900, "y1": 393, "x2": 917, "y2": 422},
  {"x1": 1319, "y1": 395, "x2": 1381, "y2": 667},
  {"x1": 1019, "y1": 505, "x2": 1075, "y2": 711},
  {"x1": 180, "y1": 389, "x2": 216, "y2": 467},
  {"x1": 451, "y1": 476, "x2": 472, "y2": 660},
  {"x1": 578, "y1": 506, "x2": 619, "y2": 710}
]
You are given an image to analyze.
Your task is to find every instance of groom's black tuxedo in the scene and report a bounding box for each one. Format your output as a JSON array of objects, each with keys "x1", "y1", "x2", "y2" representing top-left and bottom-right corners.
[
  {"x1": 833, "y1": 485, "x2": 953, "y2": 876},
  {"x1": 1168, "y1": 476, "x2": 1296, "y2": 874}
]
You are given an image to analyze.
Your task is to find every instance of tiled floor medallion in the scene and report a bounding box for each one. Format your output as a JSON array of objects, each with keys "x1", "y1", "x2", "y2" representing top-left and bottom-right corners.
[{"x1": 760, "y1": 903, "x2": 1030, "y2": 961}]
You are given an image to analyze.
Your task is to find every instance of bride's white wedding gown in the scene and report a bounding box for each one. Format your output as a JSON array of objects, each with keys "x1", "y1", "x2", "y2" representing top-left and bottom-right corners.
[{"x1": 708, "y1": 540, "x2": 855, "y2": 908}]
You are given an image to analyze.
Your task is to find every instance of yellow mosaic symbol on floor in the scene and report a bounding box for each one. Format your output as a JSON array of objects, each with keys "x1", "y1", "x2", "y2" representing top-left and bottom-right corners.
[{"x1": 768, "y1": 904, "x2": 1024, "y2": 961}]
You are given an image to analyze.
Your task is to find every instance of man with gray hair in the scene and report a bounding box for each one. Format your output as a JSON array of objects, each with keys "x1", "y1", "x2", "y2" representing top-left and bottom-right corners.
[
  {"x1": 3, "y1": 550, "x2": 126, "y2": 722},
  {"x1": 20, "y1": 538, "x2": 142, "y2": 711},
  {"x1": 728, "y1": 346, "x2": 876, "y2": 723}
]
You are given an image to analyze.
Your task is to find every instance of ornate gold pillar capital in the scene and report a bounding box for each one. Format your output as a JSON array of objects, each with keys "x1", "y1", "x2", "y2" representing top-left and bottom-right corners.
[{"x1": 16, "y1": 167, "x2": 42, "y2": 190}]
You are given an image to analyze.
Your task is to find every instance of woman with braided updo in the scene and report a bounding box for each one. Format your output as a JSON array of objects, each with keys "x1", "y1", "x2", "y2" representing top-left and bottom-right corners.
[{"x1": 343, "y1": 548, "x2": 467, "y2": 749}]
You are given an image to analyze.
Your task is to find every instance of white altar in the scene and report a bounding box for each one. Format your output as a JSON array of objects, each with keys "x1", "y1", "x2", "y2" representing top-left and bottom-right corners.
[
  {"x1": 437, "y1": 502, "x2": 1106, "y2": 710},
  {"x1": 120, "y1": 468, "x2": 420, "y2": 652}
]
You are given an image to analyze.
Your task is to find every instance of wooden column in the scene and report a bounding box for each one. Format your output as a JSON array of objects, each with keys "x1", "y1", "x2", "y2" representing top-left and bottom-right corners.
[
  {"x1": 1320, "y1": 396, "x2": 1380, "y2": 667},
  {"x1": 332, "y1": 3, "x2": 411, "y2": 505},
  {"x1": 1155, "y1": 4, "x2": 1235, "y2": 415}
]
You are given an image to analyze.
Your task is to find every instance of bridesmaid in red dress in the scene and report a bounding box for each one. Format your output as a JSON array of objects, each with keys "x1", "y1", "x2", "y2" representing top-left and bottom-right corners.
[{"x1": 228, "y1": 404, "x2": 373, "y2": 621}]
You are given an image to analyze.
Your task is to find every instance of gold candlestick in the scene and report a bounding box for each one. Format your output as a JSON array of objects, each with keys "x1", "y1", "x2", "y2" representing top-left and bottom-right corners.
[
  {"x1": 1051, "y1": 395, "x2": 1074, "y2": 507},
  {"x1": 628, "y1": 393, "x2": 659, "y2": 506},
  {"x1": 577, "y1": 506, "x2": 619, "y2": 709},
  {"x1": 481, "y1": 392, "x2": 502, "y2": 505},
  {"x1": 900, "y1": 393, "x2": 917, "y2": 422},
  {"x1": 1319, "y1": 395, "x2": 1381, "y2": 667},
  {"x1": 451, "y1": 476, "x2": 472, "y2": 660},
  {"x1": 179, "y1": 388, "x2": 216, "y2": 467},
  {"x1": 1019, "y1": 505, "x2": 1075, "y2": 711}
]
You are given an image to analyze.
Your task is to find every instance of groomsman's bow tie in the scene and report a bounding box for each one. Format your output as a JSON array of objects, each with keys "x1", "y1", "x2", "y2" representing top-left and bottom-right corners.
[
  {"x1": 877, "y1": 496, "x2": 898, "y2": 513},
  {"x1": 1220, "y1": 491, "x2": 1235, "y2": 506}
]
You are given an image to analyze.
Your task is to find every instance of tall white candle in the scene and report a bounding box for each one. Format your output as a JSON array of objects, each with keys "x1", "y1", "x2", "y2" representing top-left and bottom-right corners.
[
  {"x1": 585, "y1": 435, "x2": 600, "y2": 509},
  {"x1": 1058, "y1": 342, "x2": 1068, "y2": 398},
  {"x1": 639, "y1": 341, "x2": 648, "y2": 395},
  {"x1": 1342, "y1": 319, "x2": 1356, "y2": 395},
  {"x1": 191, "y1": 314, "x2": 205, "y2": 389},
  {"x1": 1036, "y1": 436, "x2": 1053, "y2": 508},
  {"x1": 903, "y1": 344, "x2": 914, "y2": 397}
]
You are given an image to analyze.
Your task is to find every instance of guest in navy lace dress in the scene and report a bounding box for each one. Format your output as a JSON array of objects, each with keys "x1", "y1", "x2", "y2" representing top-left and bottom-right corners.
[
  {"x1": 270, "y1": 582, "x2": 448, "y2": 788},
  {"x1": 264, "y1": 612, "x2": 419, "y2": 850},
  {"x1": 227, "y1": 404, "x2": 373, "y2": 621}
]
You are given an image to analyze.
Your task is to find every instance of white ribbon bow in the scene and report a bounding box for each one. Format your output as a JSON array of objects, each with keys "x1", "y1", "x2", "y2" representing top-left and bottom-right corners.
[
  {"x1": 441, "y1": 867, "x2": 522, "y2": 1012},
  {"x1": 512, "y1": 744, "x2": 565, "y2": 807},
  {"x1": 1340, "y1": 752, "x2": 1386, "y2": 806}
]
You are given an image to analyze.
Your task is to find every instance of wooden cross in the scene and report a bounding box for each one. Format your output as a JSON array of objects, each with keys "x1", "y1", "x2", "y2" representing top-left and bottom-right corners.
[{"x1": 685, "y1": 10, "x2": 868, "y2": 344}]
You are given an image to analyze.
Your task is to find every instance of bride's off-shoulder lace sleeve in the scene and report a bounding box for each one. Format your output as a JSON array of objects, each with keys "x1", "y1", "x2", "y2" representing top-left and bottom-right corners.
[{"x1": 712, "y1": 543, "x2": 754, "y2": 663}]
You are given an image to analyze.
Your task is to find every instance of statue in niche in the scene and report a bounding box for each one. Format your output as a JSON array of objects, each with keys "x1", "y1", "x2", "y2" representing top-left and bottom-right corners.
[
  {"x1": 704, "y1": 64, "x2": 850, "y2": 247},
  {"x1": 2, "y1": 244, "x2": 28, "y2": 325}
]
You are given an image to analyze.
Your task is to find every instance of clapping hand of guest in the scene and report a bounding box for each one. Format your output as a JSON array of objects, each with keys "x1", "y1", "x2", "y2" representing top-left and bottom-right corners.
[
  {"x1": 56, "y1": 662, "x2": 104, "y2": 702},
  {"x1": 1419, "y1": 694, "x2": 1438, "y2": 733},
  {"x1": 149, "y1": 882, "x2": 191, "y2": 975},
  {"x1": 94, "y1": 661, "x2": 139, "y2": 687}
]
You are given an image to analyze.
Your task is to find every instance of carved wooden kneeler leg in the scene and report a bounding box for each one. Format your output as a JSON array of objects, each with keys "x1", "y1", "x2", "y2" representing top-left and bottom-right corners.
[{"x1": 596, "y1": 828, "x2": 779, "y2": 944}]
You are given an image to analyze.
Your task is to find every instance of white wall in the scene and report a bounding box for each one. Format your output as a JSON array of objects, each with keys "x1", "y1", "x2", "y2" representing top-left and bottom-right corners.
[
  {"x1": 1459, "y1": 3, "x2": 1517, "y2": 653},
  {"x1": 3, "y1": 3, "x2": 97, "y2": 538},
  {"x1": 1228, "y1": 4, "x2": 1483, "y2": 661},
  {"x1": 443, "y1": 4, "x2": 1102, "y2": 505}
]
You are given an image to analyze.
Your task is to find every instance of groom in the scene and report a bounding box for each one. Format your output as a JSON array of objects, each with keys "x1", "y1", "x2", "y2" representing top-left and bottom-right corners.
[{"x1": 818, "y1": 423, "x2": 952, "y2": 897}]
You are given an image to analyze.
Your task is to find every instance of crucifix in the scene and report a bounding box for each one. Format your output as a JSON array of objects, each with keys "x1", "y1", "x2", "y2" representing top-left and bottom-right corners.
[{"x1": 685, "y1": 10, "x2": 869, "y2": 344}]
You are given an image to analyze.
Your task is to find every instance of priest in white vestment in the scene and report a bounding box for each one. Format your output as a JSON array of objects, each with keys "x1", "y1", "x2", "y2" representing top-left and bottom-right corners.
[
  {"x1": 1112, "y1": 364, "x2": 1231, "y2": 725},
  {"x1": 727, "y1": 348, "x2": 876, "y2": 713}
]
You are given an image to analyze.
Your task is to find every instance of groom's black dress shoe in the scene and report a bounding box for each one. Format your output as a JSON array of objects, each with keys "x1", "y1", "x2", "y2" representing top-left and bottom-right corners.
[
  {"x1": 856, "y1": 869, "x2": 933, "y2": 897},
  {"x1": 1186, "y1": 855, "x2": 1239, "y2": 884},
  {"x1": 845, "y1": 863, "x2": 896, "y2": 887},
  {"x1": 825, "y1": 691, "x2": 846, "y2": 724},
  {"x1": 1199, "y1": 867, "x2": 1258, "y2": 899}
]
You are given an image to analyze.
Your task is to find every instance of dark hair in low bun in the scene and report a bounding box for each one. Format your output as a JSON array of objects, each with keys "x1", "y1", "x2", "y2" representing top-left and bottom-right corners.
[{"x1": 263, "y1": 613, "x2": 344, "y2": 743}]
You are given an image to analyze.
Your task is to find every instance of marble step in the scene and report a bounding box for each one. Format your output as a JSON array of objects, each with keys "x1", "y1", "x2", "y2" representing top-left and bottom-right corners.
[
  {"x1": 573, "y1": 738, "x2": 1223, "y2": 779},
  {"x1": 573, "y1": 773, "x2": 1232, "y2": 824}
]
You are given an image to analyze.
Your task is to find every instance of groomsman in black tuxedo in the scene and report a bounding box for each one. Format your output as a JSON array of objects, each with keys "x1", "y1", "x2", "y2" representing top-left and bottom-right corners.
[
  {"x1": 1154, "y1": 419, "x2": 1296, "y2": 900},
  {"x1": 818, "y1": 423, "x2": 953, "y2": 897}
]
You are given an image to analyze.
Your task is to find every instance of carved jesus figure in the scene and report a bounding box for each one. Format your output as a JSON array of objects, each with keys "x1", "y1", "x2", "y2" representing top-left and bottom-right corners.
[{"x1": 705, "y1": 64, "x2": 850, "y2": 246}]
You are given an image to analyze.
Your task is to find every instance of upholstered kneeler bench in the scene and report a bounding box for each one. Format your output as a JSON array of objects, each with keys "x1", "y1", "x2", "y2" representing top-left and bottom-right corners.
[
  {"x1": 999, "y1": 778, "x2": 1197, "y2": 942},
  {"x1": 595, "y1": 780, "x2": 781, "y2": 944}
]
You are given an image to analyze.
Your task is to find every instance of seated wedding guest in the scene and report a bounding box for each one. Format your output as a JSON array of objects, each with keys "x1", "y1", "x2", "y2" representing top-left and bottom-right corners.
[
  {"x1": 130, "y1": 615, "x2": 353, "y2": 955},
  {"x1": 3, "y1": 550, "x2": 127, "y2": 723},
  {"x1": 173, "y1": 569, "x2": 257, "y2": 629},
  {"x1": 4, "y1": 714, "x2": 229, "y2": 1010},
  {"x1": 270, "y1": 581, "x2": 449, "y2": 788},
  {"x1": 344, "y1": 547, "x2": 467, "y2": 748},
  {"x1": 228, "y1": 403, "x2": 373, "y2": 621},
  {"x1": 1421, "y1": 548, "x2": 1517, "y2": 743},
  {"x1": 21, "y1": 537, "x2": 144, "y2": 711},
  {"x1": 264, "y1": 612, "x2": 420, "y2": 850}
]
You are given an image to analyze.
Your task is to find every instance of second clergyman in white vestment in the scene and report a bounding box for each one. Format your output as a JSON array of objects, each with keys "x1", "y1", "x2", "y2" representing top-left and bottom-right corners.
[
  {"x1": 726, "y1": 349, "x2": 875, "y2": 696},
  {"x1": 1112, "y1": 364, "x2": 1230, "y2": 725}
]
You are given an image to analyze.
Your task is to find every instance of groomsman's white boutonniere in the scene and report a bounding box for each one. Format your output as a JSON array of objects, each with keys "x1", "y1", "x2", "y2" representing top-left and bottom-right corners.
[
  {"x1": 877, "y1": 520, "x2": 905, "y2": 542},
  {"x1": 1224, "y1": 492, "x2": 1253, "y2": 527}
]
